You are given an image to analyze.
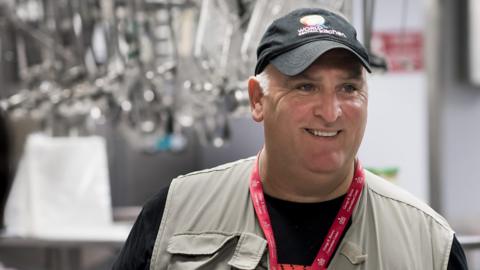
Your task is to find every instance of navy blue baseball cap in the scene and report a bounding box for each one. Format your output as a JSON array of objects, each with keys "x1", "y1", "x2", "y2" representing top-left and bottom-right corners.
[{"x1": 255, "y1": 8, "x2": 372, "y2": 76}]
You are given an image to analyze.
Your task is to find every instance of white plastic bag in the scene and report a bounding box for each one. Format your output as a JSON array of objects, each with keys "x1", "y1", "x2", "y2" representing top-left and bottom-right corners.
[{"x1": 4, "y1": 133, "x2": 113, "y2": 237}]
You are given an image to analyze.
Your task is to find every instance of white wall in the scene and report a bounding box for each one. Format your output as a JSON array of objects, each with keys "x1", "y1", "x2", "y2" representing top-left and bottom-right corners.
[{"x1": 359, "y1": 73, "x2": 429, "y2": 201}]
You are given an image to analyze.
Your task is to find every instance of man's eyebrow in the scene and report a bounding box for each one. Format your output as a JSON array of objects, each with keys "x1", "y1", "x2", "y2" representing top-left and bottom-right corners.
[
  {"x1": 339, "y1": 63, "x2": 364, "y2": 79},
  {"x1": 342, "y1": 70, "x2": 364, "y2": 80}
]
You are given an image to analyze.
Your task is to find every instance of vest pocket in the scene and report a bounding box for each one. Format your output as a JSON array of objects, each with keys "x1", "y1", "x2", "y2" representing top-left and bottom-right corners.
[
  {"x1": 167, "y1": 232, "x2": 267, "y2": 270},
  {"x1": 339, "y1": 241, "x2": 367, "y2": 265}
]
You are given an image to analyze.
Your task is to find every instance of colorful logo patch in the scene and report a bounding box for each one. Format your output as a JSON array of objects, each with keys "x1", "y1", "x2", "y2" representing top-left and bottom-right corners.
[{"x1": 300, "y1": 15, "x2": 325, "y2": 26}]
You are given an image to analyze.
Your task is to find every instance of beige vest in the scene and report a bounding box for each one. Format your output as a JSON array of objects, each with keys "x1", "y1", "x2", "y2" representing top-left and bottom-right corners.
[{"x1": 150, "y1": 157, "x2": 454, "y2": 270}]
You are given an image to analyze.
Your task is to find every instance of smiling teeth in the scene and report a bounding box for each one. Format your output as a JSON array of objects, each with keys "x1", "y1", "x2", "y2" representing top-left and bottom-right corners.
[{"x1": 309, "y1": 129, "x2": 338, "y2": 137}]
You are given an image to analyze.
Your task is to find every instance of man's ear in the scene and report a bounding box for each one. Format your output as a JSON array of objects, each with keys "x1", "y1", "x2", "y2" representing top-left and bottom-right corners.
[{"x1": 248, "y1": 76, "x2": 264, "y2": 122}]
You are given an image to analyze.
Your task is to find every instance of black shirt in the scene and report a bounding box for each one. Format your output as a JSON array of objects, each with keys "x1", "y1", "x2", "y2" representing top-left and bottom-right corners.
[
  {"x1": 265, "y1": 193, "x2": 350, "y2": 266},
  {"x1": 112, "y1": 186, "x2": 468, "y2": 269}
]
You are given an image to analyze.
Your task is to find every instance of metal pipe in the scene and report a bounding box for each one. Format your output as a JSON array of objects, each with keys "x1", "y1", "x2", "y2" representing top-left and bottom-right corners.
[
  {"x1": 425, "y1": 0, "x2": 443, "y2": 212},
  {"x1": 458, "y1": 235, "x2": 480, "y2": 250}
]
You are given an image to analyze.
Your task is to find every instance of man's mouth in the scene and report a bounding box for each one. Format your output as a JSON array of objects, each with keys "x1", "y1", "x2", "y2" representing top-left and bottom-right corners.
[{"x1": 305, "y1": 128, "x2": 340, "y2": 137}]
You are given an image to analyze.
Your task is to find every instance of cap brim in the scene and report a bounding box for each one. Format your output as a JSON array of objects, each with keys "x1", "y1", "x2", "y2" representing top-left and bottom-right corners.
[{"x1": 270, "y1": 40, "x2": 372, "y2": 76}]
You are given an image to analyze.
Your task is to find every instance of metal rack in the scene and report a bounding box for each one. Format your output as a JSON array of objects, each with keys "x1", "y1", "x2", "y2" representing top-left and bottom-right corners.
[{"x1": 0, "y1": 0, "x2": 350, "y2": 153}]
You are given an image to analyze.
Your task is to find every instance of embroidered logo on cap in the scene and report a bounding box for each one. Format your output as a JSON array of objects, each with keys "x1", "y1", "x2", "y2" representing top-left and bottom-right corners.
[
  {"x1": 298, "y1": 14, "x2": 347, "y2": 38},
  {"x1": 300, "y1": 15, "x2": 325, "y2": 26}
]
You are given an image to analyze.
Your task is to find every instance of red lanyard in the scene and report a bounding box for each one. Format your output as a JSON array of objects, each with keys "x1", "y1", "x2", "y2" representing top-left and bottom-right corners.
[{"x1": 249, "y1": 157, "x2": 365, "y2": 270}]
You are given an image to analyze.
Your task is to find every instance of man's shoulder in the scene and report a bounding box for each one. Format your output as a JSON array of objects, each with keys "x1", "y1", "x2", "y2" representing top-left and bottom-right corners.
[
  {"x1": 159, "y1": 157, "x2": 259, "y2": 236},
  {"x1": 175, "y1": 156, "x2": 256, "y2": 181},
  {"x1": 364, "y1": 170, "x2": 452, "y2": 231}
]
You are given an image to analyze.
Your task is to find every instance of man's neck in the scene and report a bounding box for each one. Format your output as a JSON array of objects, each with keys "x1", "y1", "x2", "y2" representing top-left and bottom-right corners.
[{"x1": 258, "y1": 150, "x2": 354, "y2": 203}]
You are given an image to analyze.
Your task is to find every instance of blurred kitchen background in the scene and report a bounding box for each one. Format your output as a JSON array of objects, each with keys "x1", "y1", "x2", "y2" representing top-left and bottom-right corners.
[{"x1": 0, "y1": 0, "x2": 479, "y2": 269}]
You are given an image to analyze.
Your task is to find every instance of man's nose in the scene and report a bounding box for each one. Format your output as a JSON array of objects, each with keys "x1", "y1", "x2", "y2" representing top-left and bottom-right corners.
[{"x1": 312, "y1": 92, "x2": 342, "y2": 123}]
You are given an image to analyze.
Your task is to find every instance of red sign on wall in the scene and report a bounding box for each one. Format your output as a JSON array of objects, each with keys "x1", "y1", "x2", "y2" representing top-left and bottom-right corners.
[{"x1": 372, "y1": 31, "x2": 424, "y2": 72}]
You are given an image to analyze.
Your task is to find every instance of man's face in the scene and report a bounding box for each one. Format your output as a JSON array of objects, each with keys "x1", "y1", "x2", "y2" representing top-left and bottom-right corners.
[{"x1": 250, "y1": 49, "x2": 368, "y2": 176}]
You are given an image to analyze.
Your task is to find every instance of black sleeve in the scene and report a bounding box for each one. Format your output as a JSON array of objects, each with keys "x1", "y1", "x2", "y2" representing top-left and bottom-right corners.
[
  {"x1": 112, "y1": 185, "x2": 170, "y2": 270},
  {"x1": 447, "y1": 234, "x2": 469, "y2": 270}
]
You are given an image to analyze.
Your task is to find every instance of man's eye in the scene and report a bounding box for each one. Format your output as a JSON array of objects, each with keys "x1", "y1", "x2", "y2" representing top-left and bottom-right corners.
[
  {"x1": 297, "y1": 84, "x2": 315, "y2": 92},
  {"x1": 342, "y1": 84, "x2": 358, "y2": 93}
]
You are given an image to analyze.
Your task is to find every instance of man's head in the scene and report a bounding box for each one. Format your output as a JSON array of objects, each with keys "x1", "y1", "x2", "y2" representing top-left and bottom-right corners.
[{"x1": 248, "y1": 8, "x2": 370, "y2": 182}]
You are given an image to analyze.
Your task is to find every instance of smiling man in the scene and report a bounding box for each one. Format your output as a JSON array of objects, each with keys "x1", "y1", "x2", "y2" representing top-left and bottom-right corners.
[
  {"x1": 113, "y1": 8, "x2": 468, "y2": 270},
  {"x1": 250, "y1": 50, "x2": 368, "y2": 204}
]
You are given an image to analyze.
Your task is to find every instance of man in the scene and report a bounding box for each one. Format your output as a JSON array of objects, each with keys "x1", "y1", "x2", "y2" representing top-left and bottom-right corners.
[{"x1": 113, "y1": 8, "x2": 468, "y2": 270}]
